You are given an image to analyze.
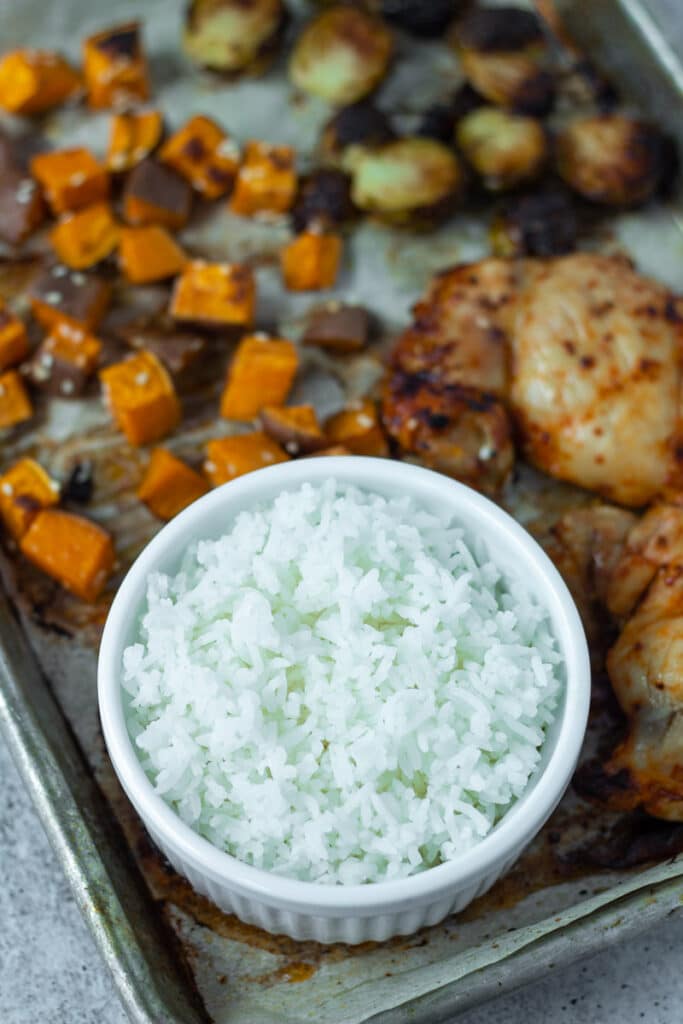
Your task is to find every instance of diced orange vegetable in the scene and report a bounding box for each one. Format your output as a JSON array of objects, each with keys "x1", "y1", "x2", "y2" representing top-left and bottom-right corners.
[
  {"x1": 122, "y1": 158, "x2": 192, "y2": 229},
  {"x1": 29, "y1": 266, "x2": 112, "y2": 334},
  {"x1": 325, "y1": 399, "x2": 389, "y2": 456},
  {"x1": 31, "y1": 322, "x2": 102, "y2": 397},
  {"x1": 0, "y1": 305, "x2": 29, "y2": 371},
  {"x1": 0, "y1": 458, "x2": 60, "y2": 540},
  {"x1": 0, "y1": 50, "x2": 81, "y2": 115},
  {"x1": 230, "y1": 141, "x2": 297, "y2": 217},
  {"x1": 20, "y1": 509, "x2": 115, "y2": 601},
  {"x1": 106, "y1": 110, "x2": 164, "y2": 172},
  {"x1": 119, "y1": 226, "x2": 186, "y2": 284},
  {"x1": 220, "y1": 335, "x2": 298, "y2": 421},
  {"x1": 49, "y1": 202, "x2": 120, "y2": 270},
  {"x1": 100, "y1": 350, "x2": 181, "y2": 446},
  {"x1": 138, "y1": 447, "x2": 209, "y2": 520},
  {"x1": 0, "y1": 173, "x2": 46, "y2": 246},
  {"x1": 281, "y1": 229, "x2": 342, "y2": 291},
  {"x1": 160, "y1": 115, "x2": 240, "y2": 199},
  {"x1": 83, "y1": 22, "x2": 150, "y2": 110},
  {"x1": 204, "y1": 432, "x2": 289, "y2": 486},
  {"x1": 170, "y1": 261, "x2": 255, "y2": 329},
  {"x1": 303, "y1": 444, "x2": 351, "y2": 457},
  {"x1": 260, "y1": 404, "x2": 326, "y2": 455},
  {"x1": 0, "y1": 370, "x2": 32, "y2": 429},
  {"x1": 30, "y1": 148, "x2": 109, "y2": 215}
]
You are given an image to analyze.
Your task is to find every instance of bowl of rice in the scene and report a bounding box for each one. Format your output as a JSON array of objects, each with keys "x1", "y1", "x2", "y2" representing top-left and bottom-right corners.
[{"x1": 98, "y1": 457, "x2": 590, "y2": 944}]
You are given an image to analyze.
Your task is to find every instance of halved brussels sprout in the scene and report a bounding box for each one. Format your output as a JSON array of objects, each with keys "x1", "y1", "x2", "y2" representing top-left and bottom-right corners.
[
  {"x1": 452, "y1": 6, "x2": 554, "y2": 114},
  {"x1": 556, "y1": 114, "x2": 670, "y2": 207},
  {"x1": 369, "y1": 0, "x2": 462, "y2": 38},
  {"x1": 351, "y1": 137, "x2": 463, "y2": 224},
  {"x1": 456, "y1": 106, "x2": 547, "y2": 191},
  {"x1": 290, "y1": 6, "x2": 393, "y2": 105},
  {"x1": 416, "y1": 84, "x2": 484, "y2": 143},
  {"x1": 291, "y1": 168, "x2": 356, "y2": 232},
  {"x1": 319, "y1": 99, "x2": 396, "y2": 169},
  {"x1": 490, "y1": 187, "x2": 577, "y2": 257},
  {"x1": 183, "y1": 0, "x2": 287, "y2": 74}
]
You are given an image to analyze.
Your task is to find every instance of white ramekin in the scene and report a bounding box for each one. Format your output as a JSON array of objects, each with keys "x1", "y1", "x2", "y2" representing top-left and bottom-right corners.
[{"x1": 98, "y1": 457, "x2": 590, "y2": 944}]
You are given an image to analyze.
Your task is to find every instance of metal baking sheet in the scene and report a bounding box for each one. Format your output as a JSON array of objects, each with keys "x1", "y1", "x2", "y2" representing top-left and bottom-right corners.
[{"x1": 1, "y1": 1, "x2": 683, "y2": 1023}]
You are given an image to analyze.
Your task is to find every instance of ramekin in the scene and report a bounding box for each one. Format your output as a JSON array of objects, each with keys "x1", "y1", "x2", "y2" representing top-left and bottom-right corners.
[{"x1": 98, "y1": 457, "x2": 590, "y2": 944}]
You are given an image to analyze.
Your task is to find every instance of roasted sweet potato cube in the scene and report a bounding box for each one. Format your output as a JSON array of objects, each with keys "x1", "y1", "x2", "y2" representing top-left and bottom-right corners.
[
  {"x1": 30, "y1": 265, "x2": 112, "y2": 333},
  {"x1": 20, "y1": 509, "x2": 115, "y2": 601},
  {"x1": 170, "y1": 261, "x2": 255, "y2": 329},
  {"x1": 230, "y1": 141, "x2": 297, "y2": 217},
  {"x1": 107, "y1": 110, "x2": 164, "y2": 173},
  {"x1": 220, "y1": 334, "x2": 298, "y2": 421},
  {"x1": 0, "y1": 173, "x2": 45, "y2": 246},
  {"x1": 281, "y1": 229, "x2": 342, "y2": 291},
  {"x1": 260, "y1": 404, "x2": 326, "y2": 455},
  {"x1": 303, "y1": 444, "x2": 351, "y2": 457},
  {"x1": 49, "y1": 202, "x2": 120, "y2": 270},
  {"x1": 302, "y1": 302, "x2": 369, "y2": 352},
  {"x1": 325, "y1": 399, "x2": 388, "y2": 456},
  {"x1": 138, "y1": 447, "x2": 209, "y2": 520},
  {"x1": 83, "y1": 22, "x2": 150, "y2": 110},
  {"x1": 121, "y1": 324, "x2": 207, "y2": 387},
  {"x1": 119, "y1": 226, "x2": 186, "y2": 284},
  {"x1": 100, "y1": 349, "x2": 181, "y2": 445},
  {"x1": 123, "y1": 158, "x2": 192, "y2": 229},
  {"x1": 0, "y1": 50, "x2": 81, "y2": 115},
  {"x1": 30, "y1": 148, "x2": 109, "y2": 215},
  {"x1": 160, "y1": 115, "x2": 240, "y2": 199},
  {"x1": 0, "y1": 306, "x2": 29, "y2": 371},
  {"x1": 30, "y1": 322, "x2": 102, "y2": 398},
  {"x1": 204, "y1": 432, "x2": 289, "y2": 486},
  {"x1": 0, "y1": 458, "x2": 60, "y2": 540},
  {"x1": 0, "y1": 370, "x2": 33, "y2": 429}
]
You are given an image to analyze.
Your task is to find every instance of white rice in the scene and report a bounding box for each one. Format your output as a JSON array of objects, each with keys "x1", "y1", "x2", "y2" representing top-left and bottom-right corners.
[{"x1": 123, "y1": 480, "x2": 563, "y2": 884}]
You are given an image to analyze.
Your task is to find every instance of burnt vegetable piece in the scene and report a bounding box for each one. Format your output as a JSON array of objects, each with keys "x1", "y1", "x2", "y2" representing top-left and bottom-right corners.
[
  {"x1": 490, "y1": 187, "x2": 577, "y2": 257},
  {"x1": 373, "y1": 0, "x2": 461, "y2": 38},
  {"x1": 456, "y1": 106, "x2": 547, "y2": 191},
  {"x1": 29, "y1": 264, "x2": 112, "y2": 333},
  {"x1": 183, "y1": 0, "x2": 287, "y2": 75},
  {"x1": 290, "y1": 6, "x2": 393, "y2": 105},
  {"x1": 121, "y1": 323, "x2": 207, "y2": 387},
  {"x1": 0, "y1": 173, "x2": 45, "y2": 246},
  {"x1": 82, "y1": 22, "x2": 150, "y2": 109},
  {"x1": 260, "y1": 404, "x2": 327, "y2": 455},
  {"x1": 320, "y1": 100, "x2": 396, "y2": 170},
  {"x1": 417, "y1": 84, "x2": 484, "y2": 142},
  {"x1": 302, "y1": 302, "x2": 370, "y2": 353},
  {"x1": 350, "y1": 138, "x2": 463, "y2": 225},
  {"x1": 556, "y1": 114, "x2": 672, "y2": 207},
  {"x1": 452, "y1": 6, "x2": 555, "y2": 115},
  {"x1": 63, "y1": 460, "x2": 94, "y2": 504},
  {"x1": 291, "y1": 169, "x2": 355, "y2": 233},
  {"x1": 123, "y1": 158, "x2": 192, "y2": 228}
]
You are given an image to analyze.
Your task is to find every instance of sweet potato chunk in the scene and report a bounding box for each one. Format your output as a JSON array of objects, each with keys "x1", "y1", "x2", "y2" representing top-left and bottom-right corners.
[
  {"x1": 260, "y1": 404, "x2": 326, "y2": 454},
  {"x1": 119, "y1": 226, "x2": 186, "y2": 284},
  {"x1": 138, "y1": 447, "x2": 209, "y2": 520},
  {"x1": 220, "y1": 334, "x2": 298, "y2": 421},
  {"x1": 0, "y1": 306, "x2": 29, "y2": 371},
  {"x1": 204, "y1": 432, "x2": 289, "y2": 486},
  {"x1": 100, "y1": 350, "x2": 181, "y2": 445},
  {"x1": 303, "y1": 444, "x2": 351, "y2": 457},
  {"x1": 30, "y1": 265, "x2": 112, "y2": 333},
  {"x1": 83, "y1": 22, "x2": 150, "y2": 110},
  {"x1": 0, "y1": 370, "x2": 33, "y2": 429},
  {"x1": 0, "y1": 50, "x2": 81, "y2": 115},
  {"x1": 30, "y1": 322, "x2": 102, "y2": 397},
  {"x1": 20, "y1": 509, "x2": 115, "y2": 601},
  {"x1": 281, "y1": 229, "x2": 342, "y2": 291},
  {"x1": 170, "y1": 261, "x2": 255, "y2": 329},
  {"x1": 325, "y1": 399, "x2": 388, "y2": 456},
  {"x1": 302, "y1": 302, "x2": 370, "y2": 352},
  {"x1": 49, "y1": 202, "x2": 120, "y2": 270},
  {"x1": 30, "y1": 148, "x2": 109, "y2": 215},
  {"x1": 230, "y1": 141, "x2": 297, "y2": 216},
  {"x1": 123, "y1": 158, "x2": 192, "y2": 229},
  {"x1": 160, "y1": 115, "x2": 240, "y2": 199},
  {"x1": 107, "y1": 110, "x2": 164, "y2": 173},
  {"x1": 121, "y1": 323, "x2": 207, "y2": 388},
  {"x1": 0, "y1": 458, "x2": 60, "y2": 540},
  {"x1": 0, "y1": 173, "x2": 45, "y2": 246}
]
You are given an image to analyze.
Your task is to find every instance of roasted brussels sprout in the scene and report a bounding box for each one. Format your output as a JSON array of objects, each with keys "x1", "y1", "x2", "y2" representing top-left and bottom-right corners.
[
  {"x1": 490, "y1": 187, "x2": 577, "y2": 257},
  {"x1": 184, "y1": 0, "x2": 287, "y2": 74},
  {"x1": 456, "y1": 106, "x2": 547, "y2": 191},
  {"x1": 291, "y1": 168, "x2": 355, "y2": 232},
  {"x1": 290, "y1": 6, "x2": 393, "y2": 105},
  {"x1": 416, "y1": 84, "x2": 484, "y2": 142},
  {"x1": 351, "y1": 137, "x2": 463, "y2": 224},
  {"x1": 369, "y1": 0, "x2": 462, "y2": 38},
  {"x1": 320, "y1": 99, "x2": 395, "y2": 169},
  {"x1": 452, "y1": 6, "x2": 554, "y2": 115},
  {"x1": 556, "y1": 114, "x2": 670, "y2": 207}
]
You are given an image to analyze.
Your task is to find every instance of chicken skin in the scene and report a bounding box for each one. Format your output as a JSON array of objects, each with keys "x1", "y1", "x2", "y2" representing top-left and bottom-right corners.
[{"x1": 383, "y1": 253, "x2": 683, "y2": 506}]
